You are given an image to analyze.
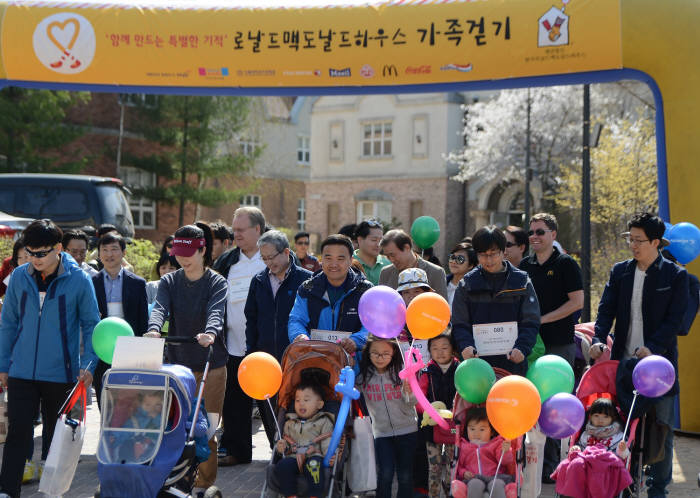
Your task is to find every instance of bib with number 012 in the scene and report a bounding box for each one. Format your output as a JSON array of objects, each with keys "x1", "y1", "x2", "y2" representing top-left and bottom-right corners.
[
  {"x1": 310, "y1": 329, "x2": 353, "y2": 343},
  {"x1": 472, "y1": 321, "x2": 518, "y2": 356}
]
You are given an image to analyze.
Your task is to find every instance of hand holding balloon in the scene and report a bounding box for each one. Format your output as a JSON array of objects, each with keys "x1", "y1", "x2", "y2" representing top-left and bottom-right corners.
[
  {"x1": 323, "y1": 366, "x2": 360, "y2": 467},
  {"x1": 399, "y1": 348, "x2": 449, "y2": 430}
]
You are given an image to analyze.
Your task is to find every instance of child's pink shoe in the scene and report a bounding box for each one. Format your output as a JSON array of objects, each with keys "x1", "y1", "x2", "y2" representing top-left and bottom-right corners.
[
  {"x1": 451, "y1": 480, "x2": 467, "y2": 498},
  {"x1": 505, "y1": 482, "x2": 517, "y2": 498}
]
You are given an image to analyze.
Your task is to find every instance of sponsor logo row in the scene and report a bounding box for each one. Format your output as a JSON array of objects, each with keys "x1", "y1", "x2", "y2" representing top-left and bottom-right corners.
[{"x1": 198, "y1": 64, "x2": 472, "y2": 78}]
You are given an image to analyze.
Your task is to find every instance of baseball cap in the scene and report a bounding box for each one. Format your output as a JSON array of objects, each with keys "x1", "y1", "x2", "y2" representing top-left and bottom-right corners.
[
  {"x1": 170, "y1": 237, "x2": 205, "y2": 257},
  {"x1": 397, "y1": 267, "x2": 433, "y2": 293}
]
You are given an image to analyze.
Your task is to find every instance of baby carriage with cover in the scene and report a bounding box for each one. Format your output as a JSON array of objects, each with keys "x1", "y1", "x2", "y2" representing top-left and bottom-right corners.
[
  {"x1": 262, "y1": 340, "x2": 354, "y2": 498},
  {"x1": 96, "y1": 337, "x2": 219, "y2": 498}
]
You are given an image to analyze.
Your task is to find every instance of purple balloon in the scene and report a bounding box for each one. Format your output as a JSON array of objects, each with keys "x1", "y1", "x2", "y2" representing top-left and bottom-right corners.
[
  {"x1": 632, "y1": 355, "x2": 675, "y2": 398},
  {"x1": 358, "y1": 285, "x2": 406, "y2": 339},
  {"x1": 538, "y1": 393, "x2": 585, "y2": 439}
]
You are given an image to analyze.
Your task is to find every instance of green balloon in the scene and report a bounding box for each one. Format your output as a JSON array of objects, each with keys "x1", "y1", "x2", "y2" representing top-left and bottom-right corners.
[
  {"x1": 455, "y1": 358, "x2": 496, "y2": 404},
  {"x1": 526, "y1": 354, "x2": 575, "y2": 402},
  {"x1": 411, "y1": 216, "x2": 440, "y2": 250},
  {"x1": 92, "y1": 317, "x2": 134, "y2": 364}
]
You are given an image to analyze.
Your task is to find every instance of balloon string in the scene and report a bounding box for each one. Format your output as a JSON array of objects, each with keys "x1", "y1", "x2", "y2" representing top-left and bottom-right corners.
[
  {"x1": 622, "y1": 390, "x2": 637, "y2": 441},
  {"x1": 266, "y1": 396, "x2": 282, "y2": 441},
  {"x1": 396, "y1": 338, "x2": 407, "y2": 368},
  {"x1": 488, "y1": 448, "x2": 506, "y2": 498}
]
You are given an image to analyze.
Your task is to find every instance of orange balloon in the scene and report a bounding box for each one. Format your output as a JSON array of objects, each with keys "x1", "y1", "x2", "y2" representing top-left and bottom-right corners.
[
  {"x1": 486, "y1": 376, "x2": 541, "y2": 440},
  {"x1": 237, "y1": 352, "x2": 283, "y2": 400},
  {"x1": 405, "y1": 292, "x2": 451, "y2": 340}
]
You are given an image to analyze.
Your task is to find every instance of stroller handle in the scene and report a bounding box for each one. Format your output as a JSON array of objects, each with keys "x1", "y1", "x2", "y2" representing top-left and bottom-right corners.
[{"x1": 164, "y1": 336, "x2": 214, "y2": 363}]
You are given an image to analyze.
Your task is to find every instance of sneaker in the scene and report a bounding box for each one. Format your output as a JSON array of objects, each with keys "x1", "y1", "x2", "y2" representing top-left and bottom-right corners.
[{"x1": 22, "y1": 460, "x2": 37, "y2": 483}]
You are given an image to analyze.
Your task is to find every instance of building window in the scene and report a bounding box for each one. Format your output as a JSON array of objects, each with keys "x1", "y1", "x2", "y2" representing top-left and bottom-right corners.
[
  {"x1": 239, "y1": 138, "x2": 260, "y2": 157},
  {"x1": 240, "y1": 194, "x2": 261, "y2": 208},
  {"x1": 362, "y1": 122, "x2": 392, "y2": 157},
  {"x1": 297, "y1": 198, "x2": 306, "y2": 230},
  {"x1": 297, "y1": 135, "x2": 310, "y2": 165},
  {"x1": 119, "y1": 93, "x2": 158, "y2": 108},
  {"x1": 357, "y1": 201, "x2": 391, "y2": 223},
  {"x1": 409, "y1": 200, "x2": 423, "y2": 224},
  {"x1": 120, "y1": 166, "x2": 156, "y2": 229}
]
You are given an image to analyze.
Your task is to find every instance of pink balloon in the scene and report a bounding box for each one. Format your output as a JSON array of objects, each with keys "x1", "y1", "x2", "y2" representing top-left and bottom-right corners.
[
  {"x1": 358, "y1": 285, "x2": 406, "y2": 339},
  {"x1": 399, "y1": 348, "x2": 449, "y2": 430}
]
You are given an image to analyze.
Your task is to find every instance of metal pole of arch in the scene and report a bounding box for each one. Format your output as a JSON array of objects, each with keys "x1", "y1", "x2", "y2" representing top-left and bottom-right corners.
[
  {"x1": 582, "y1": 84, "x2": 591, "y2": 322},
  {"x1": 524, "y1": 88, "x2": 532, "y2": 224}
]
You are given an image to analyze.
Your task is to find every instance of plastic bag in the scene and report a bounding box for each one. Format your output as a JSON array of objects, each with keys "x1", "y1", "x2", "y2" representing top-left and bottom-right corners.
[
  {"x1": 347, "y1": 415, "x2": 377, "y2": 492},
  {"x1": 521, "y1": 426, "x2": 546, "y2": 498},
  {"x1": 39, "y1": 381, "x2": 87, "y2": 497}
]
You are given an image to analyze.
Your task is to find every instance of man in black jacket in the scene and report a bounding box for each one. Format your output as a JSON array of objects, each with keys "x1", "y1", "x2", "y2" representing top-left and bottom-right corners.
[
  {"x1": 591, "y1": 213, "x2": 688, "y2": 498},
  {"x1": 91, "y1": 233, "x2": 148, "y2": 407}
]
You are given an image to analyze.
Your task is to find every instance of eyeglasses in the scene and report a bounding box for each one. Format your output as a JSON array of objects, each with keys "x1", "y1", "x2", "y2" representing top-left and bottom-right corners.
[
  {"x1": 477, "y1": 251, "x2": 502, "y2": 260},
  {"x1": 295, "y1": 240, "x2": 309, "y2": 246},
  {"x1": 505, "y1": 242, "x2": 517, "y2": 248},
  {"x1": 623, "y1": 235, "x2": 650, "y2": 246},
  {"x1": 449, "y1": 254, "x2": 466, "y2": 264},
  {"x1": 25, "y1": 247, "x2": 56, "y2": 259},
  {"x1": 369, "y1": 352, "x2": 393, "y2": 360},
  {"x1": 528, "y1": 229, "x2": 553, "y2": 237},
  {"x1": 261, "y1": 250, "x2": 283, "y2": 262}
]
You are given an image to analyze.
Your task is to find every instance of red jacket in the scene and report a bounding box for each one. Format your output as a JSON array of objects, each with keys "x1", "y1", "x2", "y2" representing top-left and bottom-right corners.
[
  {"x1": 456, "y1": 435, "x2": 515, "y2": 479},
  {"x1": 0, "y1": 257, "x2": 14, "y2": 297}
]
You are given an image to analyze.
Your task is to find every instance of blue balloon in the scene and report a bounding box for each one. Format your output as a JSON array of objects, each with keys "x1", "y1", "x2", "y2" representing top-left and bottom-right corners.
[
  {"x1": 664, "y1": 221, "x2": 673, "y2": 238},
  {"x1": 666, "y1": 222, "x2": 700, "y2": 264},
  {"x1": 323, "y1": 366, "x2": 360, "y2": 467}
]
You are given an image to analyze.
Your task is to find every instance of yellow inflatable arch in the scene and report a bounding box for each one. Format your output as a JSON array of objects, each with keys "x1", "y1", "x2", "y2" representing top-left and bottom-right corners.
[{"x1": 1, "y1": 0, "x2": 698, "y2": 430}]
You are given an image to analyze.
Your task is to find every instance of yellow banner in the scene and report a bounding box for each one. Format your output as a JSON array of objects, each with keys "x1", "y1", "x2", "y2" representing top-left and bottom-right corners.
[{"x1": 0, "y1": 0, "x2": 622, "y2": 87}]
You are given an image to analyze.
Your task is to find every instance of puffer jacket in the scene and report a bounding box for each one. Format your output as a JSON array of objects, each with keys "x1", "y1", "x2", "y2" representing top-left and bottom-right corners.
[
  {"x1": 456, "y1": 435, "x2": 516, "y2": 479},
  {"x1": 281, "y1": 410, "x2": 336, "y2": 457}
]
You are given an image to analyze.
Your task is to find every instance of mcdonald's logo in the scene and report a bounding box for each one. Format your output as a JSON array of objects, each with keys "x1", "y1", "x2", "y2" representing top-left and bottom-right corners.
[{"x1": 382, "y1": 64, "x2": 398, "y2": 77}]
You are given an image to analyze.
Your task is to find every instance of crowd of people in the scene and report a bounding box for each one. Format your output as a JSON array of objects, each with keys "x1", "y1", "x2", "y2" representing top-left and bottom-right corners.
[{"x1": 0, "y1": 208, "x2": 696, "y2": 498}]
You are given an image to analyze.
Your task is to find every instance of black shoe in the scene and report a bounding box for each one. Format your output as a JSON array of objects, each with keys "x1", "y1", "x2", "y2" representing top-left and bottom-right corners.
[{"x1": 542, "y1": 475, "x2": 556, "y2": 484}]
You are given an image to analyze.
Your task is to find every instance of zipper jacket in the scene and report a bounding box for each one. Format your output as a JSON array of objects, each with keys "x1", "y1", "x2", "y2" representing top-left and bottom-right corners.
[{"x1": 357, "y1": 368, "x2": 417, "y2": 439}]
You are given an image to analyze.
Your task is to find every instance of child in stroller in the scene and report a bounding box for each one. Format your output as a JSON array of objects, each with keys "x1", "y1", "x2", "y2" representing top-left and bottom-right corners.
[{"x1": 272, "y1": 382, "x2": 336, "y2": 497}]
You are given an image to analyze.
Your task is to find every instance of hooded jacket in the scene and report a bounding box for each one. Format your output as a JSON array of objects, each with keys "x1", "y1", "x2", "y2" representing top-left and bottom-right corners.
[
  {"x1": 357, "y1": 368, "x2": 417, "y2": 439},
  {"x1": 456, "y1": 435, "x2": 516, "y2": 480},
  {"x1": 281, "y1": 410, "x2": 336, "y2": 457},
  {"x1": 0, "y1": 252, "x2": 100, "y2": 382},
  {"x1": 417, "y1": 357, "x2": 459, "y2": 412}
]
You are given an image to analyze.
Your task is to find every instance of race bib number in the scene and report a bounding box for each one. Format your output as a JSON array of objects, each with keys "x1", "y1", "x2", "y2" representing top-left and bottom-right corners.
[
  {"x1": 397, "y1": 339, "x2": 429, "y2": 359},
  {"x1": 228, "y1": 277, "x2": 252, "y2": 303},
  {"x1": 310, "y1": 329, "x2": 352, "y2": 343},
  {"x1": 473, "y1": 321, "x2": 518, "y2": 356}
]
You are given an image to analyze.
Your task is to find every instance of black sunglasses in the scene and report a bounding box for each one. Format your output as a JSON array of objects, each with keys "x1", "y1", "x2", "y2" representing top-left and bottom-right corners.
[
  {"x1": 25, "y1": 247, "x2": 56, "y2": 259},
  {"x1": 296, "y1": 240, "x2": 309, "y2": 246},
  {"x1": 505, "y1": 241, "x2": 517, "y2": 248},
  {"x1": 528, "y1": 228, "x2": 552, "y2": 237},
  {"x1": 449, "y1": 254, "x2": 466, "y2": 264}
]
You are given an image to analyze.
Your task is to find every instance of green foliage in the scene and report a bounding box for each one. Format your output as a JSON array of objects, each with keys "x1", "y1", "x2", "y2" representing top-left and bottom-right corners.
[
  {"x1": 0, "y1": 237, "x2": 13, "y2": 263},
  {"x1": 0, "y1": 87, "x2": 90, "y2": 173},
  {"x1": 126, "y1": 239, "x2": 159, "y2": 280}
]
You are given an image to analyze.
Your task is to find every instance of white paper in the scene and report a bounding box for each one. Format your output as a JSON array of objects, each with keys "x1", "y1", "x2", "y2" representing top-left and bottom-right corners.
[
  {"x1": 397, "y1": 339, "x2": 429, "y2": 359},
  {"x1": 310, "y1": 329, "x2": 352, "y2": 343},
  {"x1": 473, "y1": 321, "x2": 518, "y2": 356},
  {"x1": 112, "y1": 336, "x2": 164, "y2": 370},
  {"x1": 107, "y1": 301, "x2": 124, "y2": 318},
  {"x1": 228, "y1": 277, "x2": 252, "y2": 303}
]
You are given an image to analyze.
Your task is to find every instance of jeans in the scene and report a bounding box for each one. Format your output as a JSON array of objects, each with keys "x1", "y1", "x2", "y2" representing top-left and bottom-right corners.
[
  {"x1": 374, "y1": 432, "x2": 418, "y2": 498},
  {"x1": 646, "y1": 396, "x2": 674, "y2": 497},
  {"x1": 274, "y1": 456, "x2": 324, "y2": 496}
]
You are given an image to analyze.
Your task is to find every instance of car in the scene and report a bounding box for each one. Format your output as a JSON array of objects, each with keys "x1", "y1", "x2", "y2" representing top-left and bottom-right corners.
[
  {"x1": 0, "y1": 174, "x2": 135, "y2": 238},
  {"x1": 0, "y1": 211, "x2": 34, "y2": 239}
]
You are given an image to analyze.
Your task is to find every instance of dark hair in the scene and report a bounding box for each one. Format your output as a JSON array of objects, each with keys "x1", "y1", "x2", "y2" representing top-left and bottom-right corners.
[
  {"x1": 98, "y1": 232, "x2": 126, "y2": 251},
  {"x1": 210, "y1": 222, "x2": 232, "y2": 243},
  {"x1": 628, "y1": 212, "x2": 665, "y2": 244},
  {"x1": 320, "y1": 234, "x2": 354, "y2": 257},
  {"x1": 472, "y1": 225, "x2": 506, "y2": 253},
  {"x1": 359, "y1": 335, "x2": 403, "y2": 387},
  {"x1": 661, "y1": 249, "x2": 678, "y2": 264},
  {"x1": 160, "y1": 236, "x2": 174, "y2": 258},
  {"x1": 355, "y1": 219, "x2": 383, "y2": 239},
  {"x1": 338, "y1": 224, "x2": 358, "y2": 241},
  {"x1": 294, "y1": 231, "x2": 310, "y2": 242},
  {"x1": 464, "y1": 406, "x2": 495, "y2": 438},
  {"x1": 22, "y1": 219, "x2": 63, "y2": 249},
  {"x1": 97, "y1": 223, "x2": 118, "y2": 237},
  {"x1": 80, "y1": 225, "x2": 97, "y2": 237},
  {"x1": 427, "y1": 330, "x2": 457, "y2": 357},
  {"x1": 587, "y1": 398, "x2": 621, "y2": 425},
  {"x1": 504, "y1": 226, "x2": 529, "y2": 254},
  {"x1": 174, "y1": 222, "x2": 214, "y2": 266},
  {"x1": 11, "y1": 237, "x2": 26, "y2": 267},
  {"x1": 529, "y1": 213, "x2": 558, "y2": 232},
  {"x1": 156, "y1": 253, "x2": 181, "y2": 274},
  {"x1": 380, "y1": 229, "x2": 413, "y2": 251},
  {"x1": 62, "y1": 229, "x2": 89, "y2": 249},
  {"x1": 450, "y1": 242, "x2": 478, "y2": 268},
  {"x1": 294, "y1": 382, "x2": 325, "y2": 401}
]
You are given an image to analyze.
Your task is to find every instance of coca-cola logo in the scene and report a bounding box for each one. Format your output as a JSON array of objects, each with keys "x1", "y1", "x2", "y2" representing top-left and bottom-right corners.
[{"x1": 406, "y1": 65, "x2": 431, "y2": 74}]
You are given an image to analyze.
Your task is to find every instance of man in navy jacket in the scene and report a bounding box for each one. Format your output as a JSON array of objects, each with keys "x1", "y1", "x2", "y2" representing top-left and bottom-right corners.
[
  {"x1": 244, "y1": 230, "x2": 312, "y2": 447},
  {"x1": 591, "y1": 213, "x2": 688, "y2": 498}
]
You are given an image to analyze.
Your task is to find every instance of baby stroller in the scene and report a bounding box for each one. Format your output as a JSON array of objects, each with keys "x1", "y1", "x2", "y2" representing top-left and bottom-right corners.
[
  {"x1": 573, "y1": 323, "x2": 614, "y2": 389},
  {"x1": 96, "y1": 337, "x2": 220, "y2": 498},
  {"x1": 262, "y1": 340, "x2": 354, "y2": 498},
  {"x1": 448, "y1": 367, "x2": 524, "y2": 498}
]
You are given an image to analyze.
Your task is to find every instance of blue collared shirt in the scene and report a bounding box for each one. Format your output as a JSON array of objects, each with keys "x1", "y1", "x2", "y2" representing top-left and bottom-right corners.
[{"x1": 102, "y1": 268, "x2": 124, "y2": 303}]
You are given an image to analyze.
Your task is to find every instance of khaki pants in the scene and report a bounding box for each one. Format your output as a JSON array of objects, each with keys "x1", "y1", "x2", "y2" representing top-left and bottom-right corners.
[{"x1": 193, "y1": 366, "x2": 227, "y2": 488}]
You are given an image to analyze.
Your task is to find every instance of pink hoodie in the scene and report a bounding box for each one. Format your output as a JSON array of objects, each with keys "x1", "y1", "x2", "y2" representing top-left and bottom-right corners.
[
  {"x1": 552, "y1": 444, "x2": 632, "y2": 498},
  {"x1": 456, "y1": 435, "x2": 516, "y2": 479}
]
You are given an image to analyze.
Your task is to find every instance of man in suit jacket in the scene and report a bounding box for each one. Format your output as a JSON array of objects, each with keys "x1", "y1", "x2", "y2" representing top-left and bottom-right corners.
[{"x1": 92, "y1": 232, "x2": 148, "y2": 407}]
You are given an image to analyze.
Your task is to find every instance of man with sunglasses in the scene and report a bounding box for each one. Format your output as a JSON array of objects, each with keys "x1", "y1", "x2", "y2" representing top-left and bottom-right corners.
[
  {"x1": 0, "y1": 219, "x2": 100, "y2": 498},
  {"x1": 293, "y1": 231, "x2": 321, "y2": 273},
  {"x1": 353, "y1": 220, "x2": 390, "y2": 285},
  {"x1": 519, "y1": 212, "x2": 583, "y2": 482}
]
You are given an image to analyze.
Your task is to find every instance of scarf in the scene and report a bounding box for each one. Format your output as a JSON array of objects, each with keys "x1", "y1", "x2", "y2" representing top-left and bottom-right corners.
[{"x1": 584, "y1": 421, "x2": 621, "y2": 441}]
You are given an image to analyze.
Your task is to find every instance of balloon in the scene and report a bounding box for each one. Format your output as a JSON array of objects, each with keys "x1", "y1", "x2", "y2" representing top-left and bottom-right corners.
[
  {"x1": 92, "y1": 317, "x2": 134, "y2": 364},
  {"x1": 405, "y1": 292, "x2": 450, "y2": 340},
  {"x1": 420, "y1": 401, "x2": 453, "y2": 428},
  {"x1": 411, "y1": 216, "x2": 441, "y2": 250},
  {"x1": 399, "y1": 348, "x2": 449, "y2": 429},
  {"x1": 237, "y1": 352, "x2": 282, "y2": 400},
  {"x1": 538, "y1": 393, "x2": 585, "y2": 439},
  {"x1": 666, "y1": 222, "x2": 700, "y2": 264},
  {"x1": 663, "y1": 221, "x2": 673, "y2": 238},
  {"x1": 486, "y1": 376, "x2": 541, "y2": 440},
  {"x1": 454, "y1": 358, "x2": 496, "y2": 404},
  {"x1": 526, "y1": 355, "x2": 575, "y2": 401},
  {"x1": 632, "y1": 355, "x2": 675, "y2": 398},
  {"x1": 358, "y1": 285, "x2": 406, "y2": 339},
  {"x1": 324, "y1": 366, "x2": 360, "y2": 467}
]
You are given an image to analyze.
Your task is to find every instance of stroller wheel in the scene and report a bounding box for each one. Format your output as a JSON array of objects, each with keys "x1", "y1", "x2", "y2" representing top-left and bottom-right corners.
[{"x1": 203, "y1": 486, "x2": 223, "y2": 498}]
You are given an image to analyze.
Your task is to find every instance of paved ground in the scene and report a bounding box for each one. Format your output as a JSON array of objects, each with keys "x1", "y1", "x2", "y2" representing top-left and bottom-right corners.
[{"x1": 2, "y1": 393, "x2": 699, "y2": 497}]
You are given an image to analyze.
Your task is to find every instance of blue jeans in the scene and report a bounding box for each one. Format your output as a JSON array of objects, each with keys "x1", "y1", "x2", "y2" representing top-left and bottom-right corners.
[
  {"x1": 374, "y1": 432, "x2": 418, "y2": 498},
  {"x1": 646, "y1": 396, "x2": 674, "y2": 497}
]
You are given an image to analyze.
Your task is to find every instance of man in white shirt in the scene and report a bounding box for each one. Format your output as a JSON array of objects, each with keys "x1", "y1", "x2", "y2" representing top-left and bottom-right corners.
[{"x1": 212, "y1": 206, "x2": 267, "y2": 466}]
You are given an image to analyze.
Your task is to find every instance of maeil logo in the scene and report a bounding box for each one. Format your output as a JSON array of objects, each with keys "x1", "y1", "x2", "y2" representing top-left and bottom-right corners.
[
  {"x1": 33, "y1": 13, "x2": 96, "y2": 74},
  {"x1": 329, "y1": 67, "x2": 351, "y2": 77},
  {"x1": 128, "y1": 375, "x2": 143, "y2": 385}
]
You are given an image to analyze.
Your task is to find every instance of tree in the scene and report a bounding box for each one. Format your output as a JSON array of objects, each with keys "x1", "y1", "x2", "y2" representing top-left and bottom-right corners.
[
  {"x1": 0, "y1": 87, "x2": 90, "y2": 173},
  {"x1": 123, "y1": 95, "x2": 259, "y2": 226}
]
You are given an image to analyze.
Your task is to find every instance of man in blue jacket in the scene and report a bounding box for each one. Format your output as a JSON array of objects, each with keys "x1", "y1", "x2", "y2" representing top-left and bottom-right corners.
[
  {"x1": 591, "y1": 213, "x2": 689, "y2": 498},
  {"x1": 288, "y1": 234, "x2": 372, "y2": 358},
  {"x1": 245, "y1": 230, "x2": 312, "y2": 448},
  {"x1": 0, "y1": 219, "x2": 99, "y2": 498}
]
